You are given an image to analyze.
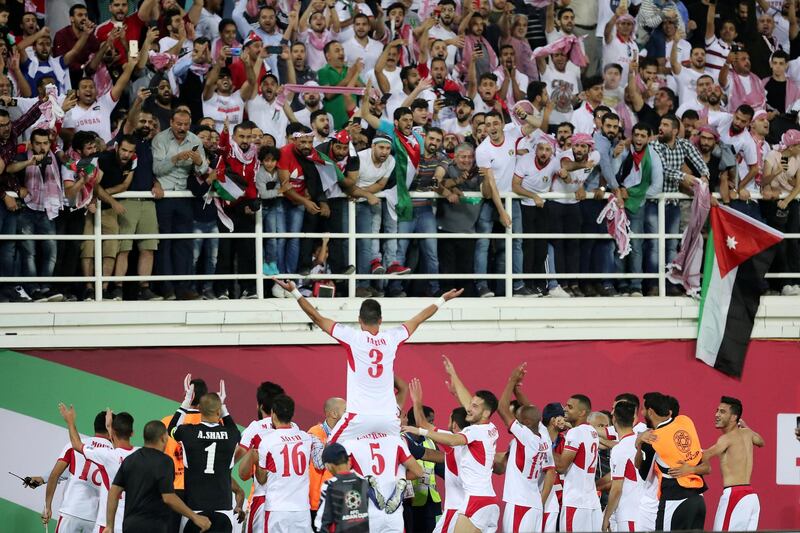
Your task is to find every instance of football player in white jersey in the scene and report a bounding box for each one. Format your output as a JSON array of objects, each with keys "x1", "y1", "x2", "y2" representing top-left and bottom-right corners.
[
  {"x1": 602, "y1": 401, "x2": 643, "y2": 532},
  {"x1": 403, "y1": 357, "x2": 500, "y2": 533},
  {"x1": 496, "y1": 364, "x2": 552, "y2": 533},
  {"x1": 556, "y1": 394, "x2": 602, "y2": 532},
  {"x1": 59, "y1": 405, "x2": 138, "y2": 533},
  {"x1": 43, "y1": 410, "x2": 112, "y2": 533},
  {"x1": 244, "y1": 394, "x2": 324, "y2": 533},
  {"x1": 408, "y1": 378, "x2": 469, "y2": 533},
  {"x1": 347, "y1": 431, "x2": 423, "y2": 532},
  {"x1": 274, "y1": 278, "x2": 462, "y2": 444}
]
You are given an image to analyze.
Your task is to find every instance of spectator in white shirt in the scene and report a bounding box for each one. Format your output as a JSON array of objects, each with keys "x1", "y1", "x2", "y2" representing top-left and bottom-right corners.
[
  {"x1": 493, "y1": 45, "x2": 528, "y2": 106},
  {"x1": 571, "y1": 75, "x2": 604, "y2": 135},
  {"x1": 196, "y1": 0, "x2": 223, "y2": 41},
  {"x1": 343, "y1": 14, "x2": 383, "y2": 73}
]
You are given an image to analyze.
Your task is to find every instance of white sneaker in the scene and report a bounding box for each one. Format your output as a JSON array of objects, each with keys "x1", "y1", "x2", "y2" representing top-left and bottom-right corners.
[
  {"x1": 781, "y1": 284, "x2": 800, "y2": 296},
  {"x1": 548, "y1": 286, "x2": 571, "y2": 298},
  {"x1": 271, "y1": 284, "x2": 286, "y2": 298},
  {"x1": 14, "y1": 286, "x2": 32, "y2": 302}
]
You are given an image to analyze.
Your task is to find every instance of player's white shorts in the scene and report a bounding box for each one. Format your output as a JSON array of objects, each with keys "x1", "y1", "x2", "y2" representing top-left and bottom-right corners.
[
  {"x1": 368, "y1": 505, "x2": 404, "y2": 533},
  {"x1": 713, "y1": 486, "x2": 760, "y2": 531},
  {"x1": 542, "y1": 508, "x2": 558, "y2": 532},
  {"x1": 458, "y1": 495, "x2": 499, "y2": 533},
  {"x1": 263, "y1": 510, "x2": 312, "y2": 532},
  {"x1": 55, "y1": 514, "x2": 94, "y2": 533},
  {"x1": 246, "y1": 495, "x2": 266, "y2": 533},
  {"x1": 560, "y1": 506, "x2": 602, "y2": 532},
  {"x1": 635, "y1": 496, "x2": 658, "y2": 532},
  {"x1": 433, "y1": 508, "x2": 459, "y2": 533},
  {"x1": 328, "y1": 412, "x2": 400, "y2": 444},
  {"x1": 612, "y1": 517, "x2": 636, "y2": 531},
  {"x1": 502, "y1": 503, "x2": 543, "y2": 533}
]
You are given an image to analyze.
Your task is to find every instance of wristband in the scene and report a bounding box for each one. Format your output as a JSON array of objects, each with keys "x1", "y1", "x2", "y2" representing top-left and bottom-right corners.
[
  {"x1": 290, "y1": 288, "x2": 303, "y2": 300},
  {"x1": 433, "y1": 296, "x2": 446, "y2": 308},
  {"x1": 418, "y1": 427, "x2": 429, "y2": 437}
]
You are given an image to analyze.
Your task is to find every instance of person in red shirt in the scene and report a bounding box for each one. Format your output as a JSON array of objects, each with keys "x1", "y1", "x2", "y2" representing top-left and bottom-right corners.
[
  {"x1": 94, "y1": 0, "x2": 159, "y2": 66},
  {"x1": 53, "y1": 5, "x2": 99, "y2": 87}
]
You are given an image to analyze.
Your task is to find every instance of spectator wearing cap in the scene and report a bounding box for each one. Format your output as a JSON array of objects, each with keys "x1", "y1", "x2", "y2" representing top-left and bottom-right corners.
[
  {"x1": 246, "y1": 73, "x2": 289, "y2": 147},
  {"x1": 441, "y1": 96, "x2": 474, "y2": 137},
  {"x1": 230, "y1": 31, "x2": 269, "y2": 91},
  {"x1": 354, "y1": 134, "x2": 396, "y2": 297},
  {"x1": 202, "y1": 47, "x2": 256, "y2": 133},
  {"x1": 493, "y1": 44, "x2": 529, "y2": 106},
  {"x1": 152, "y1": 109, "x2": 209, "y2": 300},
  {"x1": 303, "y1": 130, "x2": 360, "y2": 282},
  {"x1": 410, "y1": 99, "x2": 431, "y2": 127},
  {"x1": 286, "y1": 83, "x2": 334, "y2": 130}
]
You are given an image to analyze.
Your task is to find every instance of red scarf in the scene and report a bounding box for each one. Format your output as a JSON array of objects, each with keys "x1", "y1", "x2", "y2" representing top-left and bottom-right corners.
[{"x1": 632, "y1": 147, "x2": 645, "y2": 170}]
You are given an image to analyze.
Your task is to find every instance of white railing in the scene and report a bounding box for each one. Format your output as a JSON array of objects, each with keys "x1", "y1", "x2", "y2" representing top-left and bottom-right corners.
[{"x1": 0, "y1": 190, "x2": 797, "y2": 301}]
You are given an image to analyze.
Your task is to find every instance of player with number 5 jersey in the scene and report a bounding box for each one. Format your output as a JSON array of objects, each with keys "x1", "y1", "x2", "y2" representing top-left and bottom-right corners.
[
  {"x1": 556, "y1": 394, "x2": 602, "y2": 532},
  {"x1": 167, "y1": 379, "x2": 241, "y2": 530},
  {"x1": 274, "y1": 278, "x2": 463, "y2": 443}
]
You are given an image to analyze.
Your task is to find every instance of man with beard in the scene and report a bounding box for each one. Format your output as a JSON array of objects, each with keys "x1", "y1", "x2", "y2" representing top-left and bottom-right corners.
[
  {"x1": 428, "y1": 0, "x2": 460, "y2": 69},
  {"x1": 143, "y1": 74, "x2": 176, "y2": 131},
  {"x1": 602, "y1": 10, "x2": 638, "y2": 83},
  {"x1": 202, "y1": 49, "x2": 256, "y2": 133},
  {"x1": 493, "y1": 45, "x2": 528, "y2": 106},
  {"x1": 513, "y1": 134, "x2": 560, "y2": 296},
  {"x1": 688, "y1": 126, "x2": 736, "y2": 195},
  {"x1": 743, "y1": 12, "x2": 782, "y2": 78},
  {"x1": 343, "y1": 14, "x2": 382, "y2": 73},
  {"x1": 246, "y1": 73, "x2": 289, "y2": 147},
  {"x1": 229, "y1": 31, "x2": 268, "y2": 91},
  {"x1": 711, "y1": 105, "x2": 760, "y2": 217},
  {"x1": 232, "y1": 2, "x2": 282, "y2": 75},
  {"x1": 651, "y1": 114, "x2": 709, "y2": 295},
  {"x1": 427, "y1": 57, "x2": 463, "y2": 123},
  {"x1": 153, "y1": 109, "x2": 209, "y2": 300},
  {"x1": 628, "y1": 58, "x2": 677, "y2": 134},
  {"x1": 278, "y1": 123, "x2": 325, "y2": 276},
  {"x1": 675, "y1": 74, "x2": 714, "y2": 118},
  {"x1": 53, "y1": 4, "x2": 99, "y2": 87},
  {"x1": 556, "y1": 122, "x2": 574, "y2": 153},
  {"x1": 287, "y1": 83, "x2": 334, "y2": 129},
  {"x1": 719, "y1": 50, "x2": 766, "y2": 112},
  {"x1": 671, "y1": 46, "x2": 712, "y2": 109},
  {"x1": 616, "y1": 123, "x2": 666, "y2": 297},
  {"x1": 214, "y1": 120, "x2": 261, "y2": 299},
  {"x1": 309, "y1": 109, "x2": 333, "y2": 146},
  {"x1": 388, "y1": 127, "x2": 448, "y2": 297},
  {"x1": 319, "y1": 41, "x2": 364, "y2": 129},
  {"x1": 61, "y1": 29, "x2": 150, "y2": 144},
  {"x1": 441, "y1": 97, "x2": 474, "y2": 137},
  {"x1": 110, "y1": 88, "x2": 164, "y2": 301},
  {"x1": 386, "y1": 65, "x2": 436, "y2": 120},
  {"x1": 302, "y1": 130, "x2": 360, "y2": 282},
  {"x1": 372, "y1": 41, "x2": 403, "y2": 96},
  {"x1": 95, "y1": 0, "x2": 158, "y2": 65}
]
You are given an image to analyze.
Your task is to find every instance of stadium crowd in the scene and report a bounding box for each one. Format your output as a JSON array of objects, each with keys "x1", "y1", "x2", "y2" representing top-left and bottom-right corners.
[{"x1": 0, "y1": 0, "x2": 799, "y2": 303}]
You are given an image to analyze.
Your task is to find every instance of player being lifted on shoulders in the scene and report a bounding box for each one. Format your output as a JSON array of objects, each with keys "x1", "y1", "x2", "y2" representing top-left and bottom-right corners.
[
  {"x1": 274, "y1": 277, "x2": 462, "y2": 443},
  {"x1": 403, "y1": 356, "x2": 500, "y2": 533}
]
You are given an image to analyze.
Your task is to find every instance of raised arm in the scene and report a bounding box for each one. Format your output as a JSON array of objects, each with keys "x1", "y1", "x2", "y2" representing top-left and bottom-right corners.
[
  {"x1": 402, "y1": 288, "x2": 462, "y2": 336},
  {"x1": 63, "y1": 21, "x2": 94, "y2": 66},
  {"x1": 203, "y1": 52, "x2": 227, "y2": 101},
  {"x1": 441, "y1": 355, "x2": 472, "y2": 410},
  {"x1": 408, "y1": 377, "x2": 434, "y2": 431},
  {"x1": 402, "y1": 424, "x2": 469, "y2": 447},
  {"x1": 395, "y1": 375, "x2": 409, "y2": 409},
  {"x1": 57, "y1": 403, "x2": 85, "y2": 454},
  {"x1": 705, "y1": 1, "x2": 717, "y2": 42},
  {"x1": 110, "y1": 55, "x2": 140, "y2": 103},
  {"x1": 360, "y1": 79, "x2": 383, "y2": 129},
  {"x1": 273, "y1": 279, "x2": 335, "y2": 333},
  {"x1": 498, "y1": 363, "x2": 526, "y2": 429}
]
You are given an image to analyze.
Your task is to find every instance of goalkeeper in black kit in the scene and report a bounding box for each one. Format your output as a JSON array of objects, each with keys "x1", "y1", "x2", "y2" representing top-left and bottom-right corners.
[{"x1": 315, "y1": 443, "x2": 370, "y2": 533}]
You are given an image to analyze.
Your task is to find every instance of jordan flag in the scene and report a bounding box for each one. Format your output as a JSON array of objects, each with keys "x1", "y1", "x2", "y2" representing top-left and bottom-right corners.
[{"x1": 696, "y1": 206, "x2": 783, "y2": 376}]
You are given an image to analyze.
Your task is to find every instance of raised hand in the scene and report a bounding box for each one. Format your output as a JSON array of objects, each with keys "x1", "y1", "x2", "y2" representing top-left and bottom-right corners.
[
  {"x1": 58, "y1": 403, "x2": 76, "y2": 424},
  {"x1": 409, "y1": 378, "x2": 423, "y2": 405},
  {"x1": 218, "y1": 380, "x2": 227, "y2": 404},
  {"x1": 509, "y1": 362, "x2": 527, "y2": 384},
  {"x1": 273, "y1": 278, "x2": 297, "y2": 292},
  {"x1": 442, "y1": 288, "x2": 463, "y2": 301},
  {"x1": 442, "y1": 354, "x2": 456, "y2": 376}
]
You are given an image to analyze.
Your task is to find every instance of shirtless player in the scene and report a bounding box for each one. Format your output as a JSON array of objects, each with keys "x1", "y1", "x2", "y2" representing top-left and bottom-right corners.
[{"x1": 670, "y1": 396, "x2": 764, "y2": 531}]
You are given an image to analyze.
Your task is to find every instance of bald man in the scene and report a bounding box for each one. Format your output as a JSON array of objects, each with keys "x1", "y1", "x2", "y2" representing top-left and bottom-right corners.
[{"x1": 309, "y1": 397, "x2": 346, "y2": 524}]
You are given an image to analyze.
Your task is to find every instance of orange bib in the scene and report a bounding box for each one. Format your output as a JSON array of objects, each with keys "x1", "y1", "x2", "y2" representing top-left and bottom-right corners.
[{"x1": 652, "y1": 415, "x2": 704, "y2": 489}]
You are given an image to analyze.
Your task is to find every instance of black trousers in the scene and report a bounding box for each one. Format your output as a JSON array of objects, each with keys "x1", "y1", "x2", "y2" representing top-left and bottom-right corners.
[
  {"x1": 546, "y1": 201, "x2": 582, "y2": 286},
  {"x1": 215, "y1": 204, "x2": 256, "y2": 296},
  {"x1": 761, "y1": 200, "x2": 800, "y2": 288},
  {"x1": 521, "y1": 204, "x2": 548, "y2": 291},
  {"x1": 54, "y1": 208, "x2": 86, "y2": 294},
  {"x1": 438, "y1": 234, "x2": 476, "y2": 293},
  {"x1": 656, "y1": 494, "x2": 706, "y2": 531}
]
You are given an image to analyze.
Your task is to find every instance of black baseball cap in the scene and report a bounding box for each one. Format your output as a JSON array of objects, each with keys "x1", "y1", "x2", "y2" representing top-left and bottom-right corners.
[
  {"x1": 321, "y1": 442, "x2": 349, "y2": 465},
  {"x1": 542, "y1": 402, "x2": 565, "y2": 424}
]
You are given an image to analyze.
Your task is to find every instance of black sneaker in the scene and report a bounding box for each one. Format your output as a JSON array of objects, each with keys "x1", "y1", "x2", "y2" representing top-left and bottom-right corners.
[
  {"x1": 582, "y1": 284, "x2": 597, "y2": 297},
  {"x1": 513, "y1": 286, "x2": 537, "y2": 297},
  {"x1": 110, "y1": 286, "x2": 124, "y2": 301},
  {"x1": 478, "y1": 286, "x2": 495, "y2": 298},
  {"x1": 81, "y1": 287, "x2": 95, "y2": 301},
  {"x1": 569, "y1": 285, "x2": 584, "y2": 297},
  {"x1": 138, "y1": 287, "x2": 163, "y2": 301},
  {"x1": 387, "y1": 288, "x2": 406, "y2": 298},
  {"x1": 13, "y1": 285, "x2": 32, "y2": 302}
]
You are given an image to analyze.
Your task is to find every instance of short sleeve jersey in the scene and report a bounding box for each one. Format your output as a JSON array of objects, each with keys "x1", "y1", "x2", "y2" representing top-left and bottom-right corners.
[
  {"x1": 553, "y1": 149, "x2": 601, "y2": 204},
  {"x1": 257, "y1": 427, "x2": 316, "y2": 511},
  {"x1": 561, "y1": 423, "x2": 601, "y2": 510},
  {"x1": 329, "y1": 323, "x2": 410, "y2": 416},
  {"x1": 457, "y1": 423, "x2": 498, "y2": 497},
  {"x1": 537, "y1": 423, "x2": 559, "y2": 514},
  {"x1": 475, "y1": 125, "x2": 525, "y2": 193},
  {"x1": 436, "y1": 430, "x2": 467, "y2": 511},
  {"x1": 715, "y1": 114, "x2": 759, "y2": 191},
  {"x1": 61, "y1": 92, "x2": 117, "y2": 142},
  {"x1": 355, "y1": 148, "x2": 395, "y2": 191},
  {"x1": 57, "y1": 436, "x2": 112, "y2": 521},
  {"x1": 277, "y1": 144, "x2": 309, "y2": 198},
  {"x1": 514, "y1": 152, "x2": 559, "y2": 204},
  {"x1": 609, "y1": 433, "x2": 643, "y2": 522},
  {"x1": 503, "y1": 421, "x2": 550, "y2": 508},
  {"x1": 83, "y1": 444, "x2": 137, "y2": 526},
  {"x1": 173, "y1": 419, "x2": 240, "y2": 510},
  {"x1": 347, "y1": 433, "x2": 413, "y2": 502},
  {"x1": 238, "y1": 416, "x2": 297, "y2": 497},
  {"x1": 202, "y1": 91, "x2": 245, "y2": 133},
  {"x1": 112, "y1": 447, "x2": 175, "y2": 530}
]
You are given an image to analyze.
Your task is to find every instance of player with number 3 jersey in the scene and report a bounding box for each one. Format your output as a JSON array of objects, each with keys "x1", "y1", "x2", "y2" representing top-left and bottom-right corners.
[
  {"x1": 556, "y1": 394, "x2": 602, "y2": 532},
  {"x1": 274, "y1": 278, "x2": 462, "y2": 444}
]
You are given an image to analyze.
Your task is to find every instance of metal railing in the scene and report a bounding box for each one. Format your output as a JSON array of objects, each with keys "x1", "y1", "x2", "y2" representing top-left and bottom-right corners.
[{"x1": 0, "y1": 190, "x2": 797, "y2": 301}]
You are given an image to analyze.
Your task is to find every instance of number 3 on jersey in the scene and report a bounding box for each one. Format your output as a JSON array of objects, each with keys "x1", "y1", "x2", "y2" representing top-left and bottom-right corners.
[{"x1": 368, "y1": 348, "x2": 383, "y2": 378}]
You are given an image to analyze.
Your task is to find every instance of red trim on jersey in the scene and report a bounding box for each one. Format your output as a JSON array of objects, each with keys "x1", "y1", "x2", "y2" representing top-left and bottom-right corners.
[
  {"x1": 350, "y1": 454, "x2": 363, "y2": 476},
  {"x1": 464, "y1": 495, "x2": 498, "y2": 517},
  {"x1": 265, "y1": 452, "x2": 276, "y2": 473},
  {"x1": 55, "y1": 516, "x2": 63, "y2": 533},
  {"x1": 467, "y1": 439, "x2": 487, "y2": 465},
  {"x1": 542, "y1": 512, "x2": 550, "y2": 531},
  {"x1": 722, "y1": 485, "x2": 756, "y2": 530},
  {"x1": 573, "y1": 443, "x2": 586, "y2": 469},
  {"x1": 329, "y1": 322, "x2": 338, "y2": 336},
  {"x1": 264, "y1": 510, "x2": 271, "y2": 533},
  {"x1": 237, "y1": 442, "x2": 250, "y2": 451},
  {"x1": 248, "y1": 495, "x2": 265, "y2": 533},
  {"x1": 624, "y1": 459, "x2": 638, "y2": 482},
  {"x1": 513, "y1": 504, "x2": 531, "y2": 532},
  {"x1": 99, "y1": 527, "x2": 106, "y2": 533},
  {"x1": 514, "y1": 438, "x2": 526, "y2": 472},
  {"x1": 329, "y1": 413, "x2": 356, "y2": 443},
  {"x1": 445, "y1": 448, "x2": 459, "y2": 475},
  {"x1": 563, "y1": 445, "x2": 578, "y2": 452},
  {"x1": 63, "y1": 448, "x2": 76, "y2": 474},
  {"x1": 490, "y1": 138, "x2": 505, "y2": 147},
  {"x1": 565, "y1": 506, "x2": 578, "y2": 531},
  {"x1": 624, "y1": 520, "x2": 636, "y2": 531},
  {"x1": 441, "y1": 508, "x2": 458, "y2": 532},
  {"x1": 98, "y1": 464, "x2": 111, "y2": 489},
  {"x1": 397, "y1": 446, "x2": 412, "y2": 470}
]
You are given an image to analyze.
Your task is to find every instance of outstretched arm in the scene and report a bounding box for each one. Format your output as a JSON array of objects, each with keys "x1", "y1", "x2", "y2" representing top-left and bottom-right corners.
[
  {"x1": 274, "y1": 279, "x2": 335, "y2": 333},
  {"x1": 498, "y1": 364, "x2": 526, "y2": 429},
  {"x1": 403, "y1": 288, "x2": 463, "y2": 336},
  {"x1": 57, "y1": 403, "x2": 85, "y2": 454},
  {"x1": 402, "y1": 424, "x2": 468, "y2": 447},
  {"x1": 442, "y1": 355, "x2": 472, "y2": 410}
]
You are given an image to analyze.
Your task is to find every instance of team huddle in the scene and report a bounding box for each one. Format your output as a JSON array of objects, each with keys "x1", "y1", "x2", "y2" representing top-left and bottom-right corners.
[{"x1": 32, "y1": 284, "x2": 764, "y2": 533}]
